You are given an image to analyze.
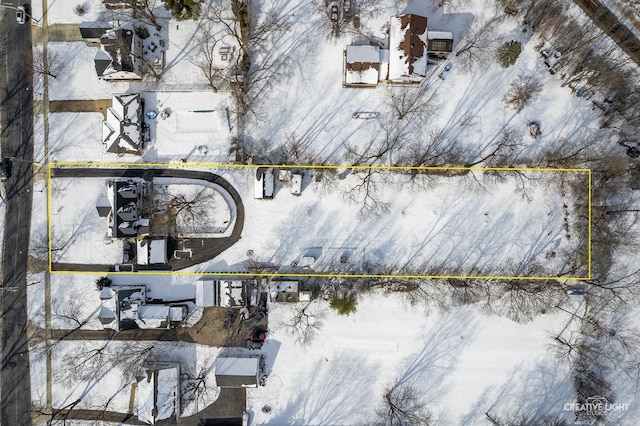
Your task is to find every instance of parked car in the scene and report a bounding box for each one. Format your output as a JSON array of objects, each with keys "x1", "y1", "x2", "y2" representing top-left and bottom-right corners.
[
  {"x1": 330, "y1": 5, "x2": 339, "y2": 22},
  {"x1": 0, "y1": 158, "x2": 13, "y2": 182},
  {"x1": 16, "y1": 6, "x2": 26, "y2": 24}
]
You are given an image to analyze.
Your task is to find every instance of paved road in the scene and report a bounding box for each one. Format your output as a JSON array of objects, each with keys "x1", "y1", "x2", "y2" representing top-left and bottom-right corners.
[
  {"x1": 50, "y1": 167, "x2": 245, "y2": 272},
  {"x1": 573, "y1": 0, "x2": 640, "y2": 65},
  {"x1": 0, "y1": 4, "x2": 34, "y2": 426}
]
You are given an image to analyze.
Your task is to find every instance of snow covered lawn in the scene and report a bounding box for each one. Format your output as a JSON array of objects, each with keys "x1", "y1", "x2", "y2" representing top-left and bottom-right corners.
[
  {"x1": 30, "y1": 340, "x2": 223, "y2": 418},
  {"x1": 247, "y1": 292, "x2": 578, "y2": 425},
  {"x1": 141, "y1": 91, "x2": 234, "y2": 163},
  {"x1": 201, "y1": 167, "x2": 588, "y2": 278},
  {"x1": 50, "y1": 177, "x2": 123, "y2": 265}
]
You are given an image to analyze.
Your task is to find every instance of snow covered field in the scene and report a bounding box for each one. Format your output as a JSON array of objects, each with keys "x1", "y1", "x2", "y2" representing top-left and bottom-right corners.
[
  {"x1": 30, "y1": 340, "x2": 223, "y2": 418},
  {"x1": 243, "y1": 0, "x2": 602, "y2": 166},
  {"x1": 22, "y1": 0, "x2": 640, "y2": 424},
  {"x1": 50, "y1": 177, "x2": 123, "y2": 265},
  {"x1": 247, "y1": 293, "x2": 583, "y2": 425},
  {"x1": 195, "y1": 166, "x2": 587, "y2": 278},
  {"x1": 48, "y1": 165, "x2": 587, "y2": 277}
]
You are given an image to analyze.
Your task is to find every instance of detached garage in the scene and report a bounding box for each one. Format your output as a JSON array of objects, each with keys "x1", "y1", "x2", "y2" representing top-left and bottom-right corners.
[{"x1": 215, "y1": 357, "x2": 259, "y2": 388}]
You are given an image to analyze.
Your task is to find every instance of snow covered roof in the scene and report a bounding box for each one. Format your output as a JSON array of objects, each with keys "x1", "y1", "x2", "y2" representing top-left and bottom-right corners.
[
  {"x1": 215, "y1": 357, "x2": 259, "y2": 387},
  {"x1": 107, "y1": 180, "x2": 147, "y2": 238},
  {"x1": 218, "y1": 280, "x2": 245, "y2": 308},
  {"x1": 254, "y1": 168, "x2": 275, "y2": 199},
  {"x1": 136, "y1": 362, "x2": 180, "y2": 424},
  {"x1": 345, "y1": 45, "x2": 381, "y2": 86},
  {"x1": 103, "y1": 93, "x2": 143, "y2": 155},
  {"x1": 428, "y1": 31, "x2": 453, "y2": 40},
  {"x1": 346, "y1": 45, "x2": 380, "y2": 63},
  {"x1": 137, "y1": 239, "x2": 168, "y2": 265},
  {"x1": 196, "y1": 279, "x2": 215, "y2": 307},
  {"x1": 97, "y1": 23, "x2": 143, "y2": 80},
  {"x1": 389, "y1": 14, "x2": 428, "y2": 80},
  {"x1": 79, "y1": 21, "x2": 112, "y2": 39}
]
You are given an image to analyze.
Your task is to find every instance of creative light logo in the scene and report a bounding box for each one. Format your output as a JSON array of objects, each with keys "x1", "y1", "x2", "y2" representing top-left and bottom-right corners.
[{"x1": 564, "y1": 395, "x2": 629, "y2": 417}]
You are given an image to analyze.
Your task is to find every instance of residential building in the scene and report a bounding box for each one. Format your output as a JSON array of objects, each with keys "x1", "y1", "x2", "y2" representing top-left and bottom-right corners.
[
  {"x1": 215, "y1": 357, "x2": 259, "y2": 388},
  {"x1": 98, "y1": 179, "x2": 149, "y2": 239},
  {"x1": 196, "y1": 279, "x2": 247, "y2": 308},
  {"x1": 344, "y1": 44, "x2": 381, "y2": 87},
  {"x1": 136, "y1": 362, "x2": 181, "y2": 425},
  {"x1": 103, "y1": 93, "x2": 145, "y2": 155},
  {"x1": 98, "y1": 285, "x2": 188, "y2": 331},
  {"x1": 388, "y1": 14, "x2": 428, "y2": 82},
  {"x1": 96, "y1": 22, "x2": 144, "y2": 80}
]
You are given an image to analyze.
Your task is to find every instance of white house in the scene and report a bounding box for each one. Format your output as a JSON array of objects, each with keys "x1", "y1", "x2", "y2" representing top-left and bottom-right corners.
[
  {"x1": 136, "y1": 362, "x2": 181, "y2": 424},
  {"x1": 344, "y1": 45, "x2": 381, "y2": 87},
  {"x1": 388, "y1": 14, "x2": 428, "y2": 82},
  {"x1": 102, "y1": 93, "x2": 144, "y2": 155}
]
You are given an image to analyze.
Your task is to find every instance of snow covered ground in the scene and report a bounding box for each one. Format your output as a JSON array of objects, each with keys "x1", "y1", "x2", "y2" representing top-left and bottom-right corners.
[
  {"x1": 50, "y1": 177, "x2": 122, "y2": 265},
  {"x1": 188, "y1": 166, "x2": 587, "y2": 278},
  {"x1": 142, "y1": 91, "x2": 235, "y2": 163},
  {"x1": 48, "y1": 165, "x2": 587, "y2": 277},
  {"x1": 30, "y1": 340, "x2": 223, "y2": 418},
  {"x1": 23, "y1": 0, "x2": 640, "y2": 424},
  {"x1": 243, "y1": 0, "x2": 602, "y2": 165},
  {"x1": 247, "y1": 293, "x2": 583, "y2": 425}
]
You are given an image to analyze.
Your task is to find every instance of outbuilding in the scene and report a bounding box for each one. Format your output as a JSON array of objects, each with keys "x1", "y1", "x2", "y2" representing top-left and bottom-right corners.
[{"x1": 215, "y1": 357, "x2": 259, "y2": 388}]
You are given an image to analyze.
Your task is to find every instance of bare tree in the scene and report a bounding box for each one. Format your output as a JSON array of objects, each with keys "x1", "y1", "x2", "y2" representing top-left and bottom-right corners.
[
  {"x1": 274, "y1": 133, "x2": 318, "y2": 165},
  {"x1": 116, "y1": 0, "x2": 162, "y2": 29},
  {"x1": 502, "y1": 75, "x2": 542, "y2": 113},
  {"x1": 384, "y1": 85, "x2": 438, "y2": 121},
  {"x1": 155, "y1": 187, "x2": 222, "y2": 235},
  {"x1": 283, "y1": 300, "x2": 326, "y2": 347},
  {"x1": 346, "y1": 119, "x2": 409, "y2": 166},
  {"x1": 32, "y1": 47, "x2": 64, "y2": 80},
  {"x1": 343, "y1": 169, "x2": 390, "y2": 220},
  {"x1": 182, "y1": 358, "x2": 218, "y2": 412},
  {"x1": 51, "y1": 293, "x2": 97, "y2": 330},
  {"x1": 465, "y1": 127, "x2": 521, "y2": 167},
  {"x1": 376, "y1": 382, "x2": 432, "y2": 426},
  {"x1": 455, "y1": 7, "x2": 503, "y2": 72},
  {"x1": 189, "y1": 18, "x2": 239, "y2": 92}
]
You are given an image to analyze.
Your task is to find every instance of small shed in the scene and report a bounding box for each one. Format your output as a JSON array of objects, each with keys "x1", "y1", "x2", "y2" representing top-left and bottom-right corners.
[
  {"x1": 196, "y1": 279, "x2": 215, "y2": 307},
  {"x1": 254, "y1": 168, "x2": 275, "y2": 199},
  {"x1": 215, "y1": 357, "x2": 259, "y2": 388},
  {"x1": 427, "y1": 31, "x2": 454, "y2": 59},
  {"x1": 291, "y1": 173, "x2": 302, "y2": 195},
  {"x1": 345, "y1": 44, "x2": 381, "y2": 86},
  {"x1": 137, "y1": 238, "x2": 168, "y2": 265},
  {"x1": 271, "y1": 281, "x2": 299, "y2": 302}
]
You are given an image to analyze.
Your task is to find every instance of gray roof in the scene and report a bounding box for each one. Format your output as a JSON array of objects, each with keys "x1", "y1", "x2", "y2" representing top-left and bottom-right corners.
[
  {"x1": 94, "y1": 49, "x2": 112, "y2": 76},
  {"x1": 96, "y1": 195, "x2": 112, "y2": 217},
  {"x1": 79, "y1": 21, "x2": 112, "y2": 39},
  {"x1": 215, "y1": 357, "x2": 258, "y2": 388}
]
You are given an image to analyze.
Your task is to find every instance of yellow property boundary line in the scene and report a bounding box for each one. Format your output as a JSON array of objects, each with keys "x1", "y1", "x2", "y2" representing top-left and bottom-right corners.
[{"x1": 47, "y1": 162, "x2": 592, "y2": 281}]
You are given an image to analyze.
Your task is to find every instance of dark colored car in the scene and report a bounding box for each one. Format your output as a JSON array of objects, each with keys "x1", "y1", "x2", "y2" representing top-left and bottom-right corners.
[
  {"x1": 330, "y1": 5, "x2": 339, "y2": 22},
  {"x1": 0, "y1": 158, "x2": 13, "y2": 182}
]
